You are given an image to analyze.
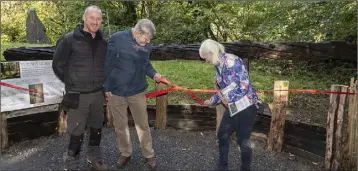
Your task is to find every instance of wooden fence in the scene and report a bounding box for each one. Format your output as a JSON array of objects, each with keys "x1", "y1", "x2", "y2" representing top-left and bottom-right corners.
[
  {"x1": 0, "y1": 57, "x2": 356, "y2": 171},
  {"x1": 102, "y1": 59, "x2": 357, "y2": 168}
]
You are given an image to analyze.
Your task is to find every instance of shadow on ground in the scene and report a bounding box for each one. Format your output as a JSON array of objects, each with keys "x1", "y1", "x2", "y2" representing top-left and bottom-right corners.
[{"x1": 0, "y1": 127, "x2": 323, "y2": 170}]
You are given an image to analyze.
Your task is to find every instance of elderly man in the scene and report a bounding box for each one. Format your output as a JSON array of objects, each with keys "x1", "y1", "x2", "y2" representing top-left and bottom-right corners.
[
  {"x1": 52, "y1": 5, "x2": 108, "y2": 171},
  {"x1": 104, "y1": 19, "x2": 162, "y2": 169}
]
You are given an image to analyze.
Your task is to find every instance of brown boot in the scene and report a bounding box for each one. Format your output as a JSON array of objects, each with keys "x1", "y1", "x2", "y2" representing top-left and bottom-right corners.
[
  {"x1": 116, "y1": 155, "x2": 131, "y2": 168},
  {"x1": 87, "y1": 146, "x2": 108, "y2": 171},
  {"x1": 145, "y1": 157, "x2": 157, "y2": 169},
  {"x1": 87, "y1": 160, "x2": 108, "y2": 171}
]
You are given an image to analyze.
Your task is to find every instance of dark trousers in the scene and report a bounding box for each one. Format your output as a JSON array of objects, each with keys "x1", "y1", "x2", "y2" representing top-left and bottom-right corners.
[
  {"x1": 66, "y1": 91, "x2": 105, "y2": 157},
  {"x1": 217, "y1": 104, "x2": 257, "y2": 171}
]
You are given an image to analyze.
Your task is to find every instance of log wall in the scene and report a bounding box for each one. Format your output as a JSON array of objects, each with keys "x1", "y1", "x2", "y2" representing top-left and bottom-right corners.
[
  {"x1": 2, "y1": 104, "x2": 325, "y2": 163},
  {"x1": 3, "y1": 40, "x2": 357, "y2": 62}
]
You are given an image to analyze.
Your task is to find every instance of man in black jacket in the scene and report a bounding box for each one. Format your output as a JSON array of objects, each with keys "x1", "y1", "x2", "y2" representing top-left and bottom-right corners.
[{"x1": 52, "y1": 5, "x2": 107, "y2": 171}]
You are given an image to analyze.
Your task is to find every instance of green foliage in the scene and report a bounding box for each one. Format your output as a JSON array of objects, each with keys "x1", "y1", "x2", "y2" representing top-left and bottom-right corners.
[{"x1": 1, "y1": 1, "x2": 356, "y2": 44}]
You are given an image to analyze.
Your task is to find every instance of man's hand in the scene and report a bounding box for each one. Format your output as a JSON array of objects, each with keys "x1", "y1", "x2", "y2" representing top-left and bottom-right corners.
[
  {"x1": 153, "y1": 73, "x2": 162, "y2": 83},
  {"x1": 105, "y1": 92, "x2": 112, "y2": 99}
]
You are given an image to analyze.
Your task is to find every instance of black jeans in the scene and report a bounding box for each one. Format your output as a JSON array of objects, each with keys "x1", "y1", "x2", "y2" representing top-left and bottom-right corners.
[{"x1": 216, "y1": 104, "x2": 257, "y2": 171}]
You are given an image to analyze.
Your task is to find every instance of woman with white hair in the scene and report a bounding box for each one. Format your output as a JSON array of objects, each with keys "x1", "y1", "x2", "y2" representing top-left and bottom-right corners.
[{"x1": 200, "y1": 39, "x2": 259, "y2": 171}]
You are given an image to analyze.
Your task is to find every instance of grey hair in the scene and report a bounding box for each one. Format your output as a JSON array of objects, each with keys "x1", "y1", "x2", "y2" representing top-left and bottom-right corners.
[
  {"x1": 199, "y1": 39, "x2": 225, "y2": 64},
  {"x1": 134, "y1": 18, "x2": 156, "y2": 39},
  {"x1": 83, "y1": 5, "x2": 102, "y2": 20}
]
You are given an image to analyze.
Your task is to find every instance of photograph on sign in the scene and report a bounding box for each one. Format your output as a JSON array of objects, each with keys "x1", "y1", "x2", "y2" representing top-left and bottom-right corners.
[
  {"x1": 29, "y1": 83, "x2": 45, "y2": 104},
  {"x1": 1, "y1": 61, "x2": 21, "y2": 80}
]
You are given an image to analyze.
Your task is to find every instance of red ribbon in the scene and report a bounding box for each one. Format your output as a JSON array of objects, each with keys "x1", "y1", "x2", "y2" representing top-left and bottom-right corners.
[
  {"x1": 144, "y1": 78, "x2": 357, "y2": 105},
  {"x1": 1, "y1": 80, "x2": 356, "y2": 105},
  {"x1": 0, "y1": 81, "x2": 39, "y2": 93}
]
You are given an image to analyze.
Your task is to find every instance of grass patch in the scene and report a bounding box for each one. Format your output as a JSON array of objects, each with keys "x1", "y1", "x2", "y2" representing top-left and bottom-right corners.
[{"x1": 145, "y1": 60, "x2": 215, "y2": 104}]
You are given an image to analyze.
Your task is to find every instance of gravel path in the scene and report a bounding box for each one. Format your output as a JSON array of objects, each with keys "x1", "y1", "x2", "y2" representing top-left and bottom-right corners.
[{"x1": 0, "y1": 127, "x2": 322, "y2": 170}]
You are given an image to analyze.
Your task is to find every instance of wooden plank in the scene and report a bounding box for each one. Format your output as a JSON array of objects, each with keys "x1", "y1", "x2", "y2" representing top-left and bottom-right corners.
[
  {"x1": 147, "y1": 103, "x2": 271, "y2": 116},
  {"x1": 325, "y1": 85, "x2": 348, "y2": 170},
  {"x1": 7, "y1": 111, "x2": 58, "y2": 133},
  {"x1": 268, "y1": 80, "x2": 289, "y2": 152},
  {"x1": 8, "y1": 121, "x2": 58, "y2": 143},
  {"x1": 283, "y1": 144, "x2": 324, "y2": 163},
  {"x1": 284, "y1": 122, "x2": 326, "y2": 141},
  {"x1": 6, "y1": 104, "x2": 59, "y2": 118},
  {"x1": 347, "y1": 78, "x2": 357, "y2": 169},
  {"x1": 155, "y1": 79, "x2": 168, "y2": 129},
  {"x1": 325, "y1": 85, "x2": 339, "y2": 170},
  {"x1": 331, "y1": 85, "x2": 347, "y2": 170},
  {"x1": 284, "y1": 134, "x2": 326, "y2": 157},
  {"x1": 1, "y1": 114, "x2": 8, "y2": 151}
]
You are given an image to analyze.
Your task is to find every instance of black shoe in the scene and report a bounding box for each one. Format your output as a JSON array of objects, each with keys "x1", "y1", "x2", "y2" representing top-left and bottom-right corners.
[{"x1": 63, "y1": 151, "x2": 80, "y2": 171}]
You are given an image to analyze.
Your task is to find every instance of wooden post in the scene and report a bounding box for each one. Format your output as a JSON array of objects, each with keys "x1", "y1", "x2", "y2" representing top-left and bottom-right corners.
[
  {"x1": 105, "y1": 104, "x2": 114, "y2": 128},
  {"x1": 1, "y1": 114, "x2": 8, "y2": 151},
  {"x1": 155, "y1": 78, "x2": 168, "y2": 129},
  {"x1": 341, "y1": 78, "x2": 358, "y2": 170},
  {"x1": 56, "y1": 106, "x2": 67, "y2": 136},
  {"x1": 267, "y1": 80, "x2": 289, "y2": 152},
  {"x1": 325, "y1": 84, "x2": 348, "y2": 170}
]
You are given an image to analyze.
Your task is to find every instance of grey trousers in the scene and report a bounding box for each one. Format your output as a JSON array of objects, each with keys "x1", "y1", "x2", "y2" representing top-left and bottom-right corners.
[{"x1": 67, "y1": 91, "x2": 105, "y2": 136}]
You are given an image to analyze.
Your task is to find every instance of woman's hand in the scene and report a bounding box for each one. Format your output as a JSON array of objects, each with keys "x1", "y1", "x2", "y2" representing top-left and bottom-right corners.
[
  {"x1": 221, "y1": 97, "x2": 229, "y2": 105},
  {"x1": 204, "y1": 99, "x2": 211, "y2": 105}
]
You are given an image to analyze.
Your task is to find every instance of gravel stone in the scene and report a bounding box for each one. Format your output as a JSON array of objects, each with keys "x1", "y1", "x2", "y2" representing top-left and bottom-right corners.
[{"x1": 0, "y1": 127, "x2": 323, "y2": 170}]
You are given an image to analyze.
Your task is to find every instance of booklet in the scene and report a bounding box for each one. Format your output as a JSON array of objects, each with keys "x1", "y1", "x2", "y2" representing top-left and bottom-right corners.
[{"x1": 228, "y1": 95, "x2": 252, "y2": 117}]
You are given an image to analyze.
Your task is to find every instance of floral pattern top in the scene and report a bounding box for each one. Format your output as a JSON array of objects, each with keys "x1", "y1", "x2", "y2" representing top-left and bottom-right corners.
[{"x1": 209, "y1": 53, "x2": 259, "y2": 106}]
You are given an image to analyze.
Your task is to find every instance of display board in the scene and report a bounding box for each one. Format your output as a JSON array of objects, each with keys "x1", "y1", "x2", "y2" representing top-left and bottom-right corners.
[{"x1": 1, "y1": 60, "x2": 64, "y2": 112}]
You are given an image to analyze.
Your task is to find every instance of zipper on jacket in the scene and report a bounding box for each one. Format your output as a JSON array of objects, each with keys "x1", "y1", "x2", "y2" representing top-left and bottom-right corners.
[{"x1": 92, "y1": 46, "x2": 95, "y2": 89}]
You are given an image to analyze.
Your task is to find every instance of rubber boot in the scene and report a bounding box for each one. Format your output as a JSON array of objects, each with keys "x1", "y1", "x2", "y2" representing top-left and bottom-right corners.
[
  {"x1": 63, "y1": 134, "x2": 84, "y2": 171},
  {"x1": 87, "y1": 127, "x2": 108, "y2": 171}
]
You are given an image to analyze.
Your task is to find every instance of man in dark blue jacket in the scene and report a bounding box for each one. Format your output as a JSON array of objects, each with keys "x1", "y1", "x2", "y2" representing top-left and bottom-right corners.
[{"x1": 104, "y1": 19, "x2": 162, "y2": 169}]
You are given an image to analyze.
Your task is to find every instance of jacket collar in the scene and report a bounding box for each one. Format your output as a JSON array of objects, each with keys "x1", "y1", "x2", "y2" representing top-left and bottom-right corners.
[{"x1": 73, "y1": 24, "x2": 103, "y2": 40}]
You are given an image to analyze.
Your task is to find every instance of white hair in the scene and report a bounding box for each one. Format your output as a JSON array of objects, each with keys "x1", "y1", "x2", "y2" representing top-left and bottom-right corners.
[
  {"x1": 83, "y1": 5, "x2": 102, "y2": 20},
  {"x1": 199, "y1": 39, "x2": 225, "y2": 64},
  {"x1": 134, "y1": 18, "x2": 156, "y2": 39}
]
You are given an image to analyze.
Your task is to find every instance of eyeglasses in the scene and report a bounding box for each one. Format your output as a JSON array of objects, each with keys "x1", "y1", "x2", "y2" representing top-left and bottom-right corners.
[{"x1": 139, "y1": 32, "x2": 156, "y2": 42}]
